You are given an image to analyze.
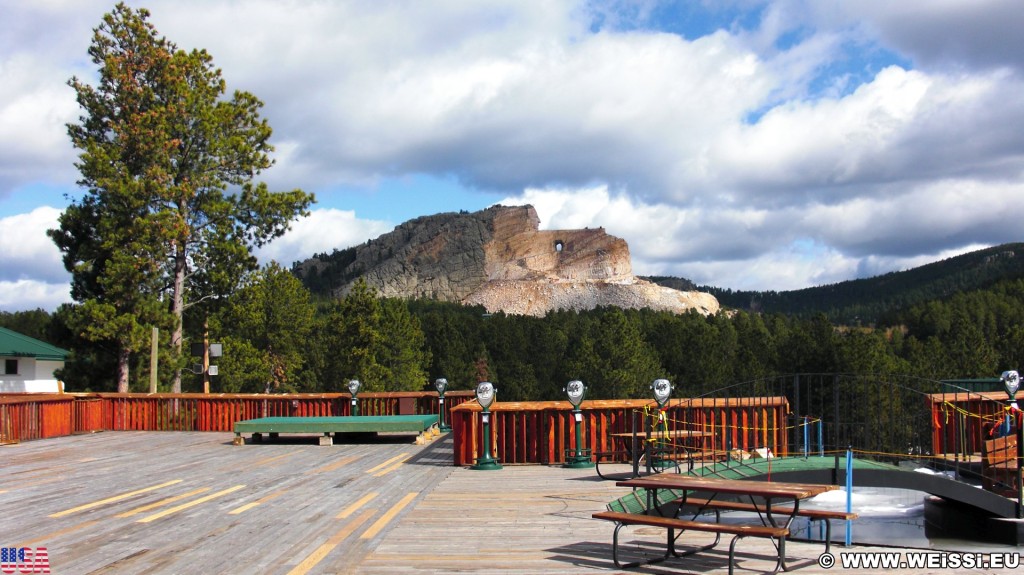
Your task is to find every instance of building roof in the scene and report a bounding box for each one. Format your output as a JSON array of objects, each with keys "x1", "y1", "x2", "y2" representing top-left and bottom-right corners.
[{"x1": 0, "y1": 327, "x2": 69, "y2": 361}]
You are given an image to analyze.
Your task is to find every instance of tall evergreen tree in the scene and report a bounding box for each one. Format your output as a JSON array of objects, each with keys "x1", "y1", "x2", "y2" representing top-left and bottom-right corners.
[
  {"x1": 415, "y1": 306, "x2": 478, "y2": 390},
  {"x1": 377, "y1": 298, "x2": 431, "y2": 391},
  {"x1": 50, "y1": 4, "x2": 312, "y2": 391},
  {"x1": 324, "y1": 279, "x2": 433, "y2": 392},
  {"x1": 778, "y1": 314, "x2": 838, "y2": 374},
  {"x1": 212, "y1": 263, "x2": 316, "y2": 392},
  {"x1": 323, "y1": 279, "x2": 385, "y2": 391}
]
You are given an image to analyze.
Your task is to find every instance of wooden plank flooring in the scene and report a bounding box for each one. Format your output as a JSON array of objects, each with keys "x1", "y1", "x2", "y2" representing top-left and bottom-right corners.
[
  {"x1": 1, "y1": 432, "x2": 1010, "y2": 574},
  {"x1": 2, "y1": 431, "x2": 451, "y2": 574}
]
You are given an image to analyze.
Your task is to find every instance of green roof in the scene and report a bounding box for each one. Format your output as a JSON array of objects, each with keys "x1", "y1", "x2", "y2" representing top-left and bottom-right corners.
[{"x1": 0, "y1": 327, "x2": 69, "y2": 361}]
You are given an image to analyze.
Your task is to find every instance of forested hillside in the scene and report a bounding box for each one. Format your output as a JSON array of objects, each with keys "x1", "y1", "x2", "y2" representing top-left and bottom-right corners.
[
  {"x1": 403, "y1": 276, "x2": 1024, "y2": 401},
  {"x1": 657, "y1": 243, "x2": 1024, "y2": 324},
  {"x1": 4, "y1": 245, "x2": 1022, "y2": 398}
]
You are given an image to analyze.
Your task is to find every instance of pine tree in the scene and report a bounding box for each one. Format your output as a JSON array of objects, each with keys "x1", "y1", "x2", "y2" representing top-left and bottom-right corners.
[
  {"x1": 330, "y1": 279, "x2": 386, "y2": 390},
  {"x1": 213, "y1": 263, "x2": 316, "y2": 392},
  {"x1": 377, "y1": 298, "x2": 430, "y2": 391},
  {"x1": 50, "y1": 4, "x2": 313, "y2": 391}
]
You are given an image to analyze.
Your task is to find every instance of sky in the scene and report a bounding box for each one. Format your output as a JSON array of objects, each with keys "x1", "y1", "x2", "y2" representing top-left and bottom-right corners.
[{"x1": 2, "y1": 0, "x2": 1024, "y2": 312}]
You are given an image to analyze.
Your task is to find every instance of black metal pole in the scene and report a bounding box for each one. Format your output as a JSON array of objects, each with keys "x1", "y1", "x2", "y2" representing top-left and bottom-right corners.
[{"x1": 631, "y1": 409, "x2": 640, "y2": 478}]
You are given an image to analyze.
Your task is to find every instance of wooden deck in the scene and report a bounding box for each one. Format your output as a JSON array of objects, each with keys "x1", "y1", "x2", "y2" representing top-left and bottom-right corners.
[{"x1": 1, "y1": 432, "x2": 1002, "y2": 574}]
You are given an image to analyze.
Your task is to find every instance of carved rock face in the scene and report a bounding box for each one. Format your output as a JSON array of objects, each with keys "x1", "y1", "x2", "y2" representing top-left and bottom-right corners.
[
  {"x1": 300, "y1": 204, "x2": 719, "y2": 317},
  {"x1": 482, "y1": 206, "x2": 632, "y2": 283}
]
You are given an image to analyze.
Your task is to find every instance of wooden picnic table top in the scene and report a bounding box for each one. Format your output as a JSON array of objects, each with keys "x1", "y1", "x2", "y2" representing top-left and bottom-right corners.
[{"x1": 617, "y1": 474, "x2": 839, "y2": 499}]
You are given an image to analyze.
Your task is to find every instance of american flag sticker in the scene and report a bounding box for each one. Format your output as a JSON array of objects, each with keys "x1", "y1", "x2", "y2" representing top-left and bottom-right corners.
[{"x1": 0, "y1": 547, "x2": 50, "y2": 574}]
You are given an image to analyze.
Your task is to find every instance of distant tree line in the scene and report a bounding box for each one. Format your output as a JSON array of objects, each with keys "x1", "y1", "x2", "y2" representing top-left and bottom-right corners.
[
  {"x1": 695, "y1": 243, "x2": 1024, "y2": 325},
  {"x1": 6, "y1": 273, "x2": 1023, "y2": 398}
]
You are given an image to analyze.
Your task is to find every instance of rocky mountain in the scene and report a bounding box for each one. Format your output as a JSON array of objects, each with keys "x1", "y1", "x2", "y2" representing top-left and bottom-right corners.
[{"x1": 293, "y1": 205, "x2": 719, "y2": 317}]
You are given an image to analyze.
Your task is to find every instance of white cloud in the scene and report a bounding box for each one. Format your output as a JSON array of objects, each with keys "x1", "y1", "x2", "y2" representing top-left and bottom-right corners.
[
  {"x1": 0, "y1": 3, "x2": 93, "y2": 194},
  {"x1": 139, "y1": 1, "x2": 777, "y2": 199},
  {"x1": 0, "y1": 204, "x2": 74, "y2": 311},
  {"x1": 818, "y1": 0, "x2": 1024, "y2": 72},
  {"x1": 798, "y1": 179, "x2": 1024, "y2": 256},
  {"x1": 3, "y1": 0, "x2": 1023, "y2": 309},
  {"x1": 255, "y1": 208, "x2": 393, "y2": 267},
  {"x1": 710, "y1": 66, "x2": 1024, "y2": 203},
  {"x1": 0, "y1": 207, "x2": 68, "y2": 283},
  {"x1": 677, "y1": 246, "x2": 859, "y2": 292},
  {"x1": 0, "y1": 279, "x2": 71, "y2": 312},
  {"x1": 0, "y1": 54, "x2": 78, "y2": 182},
  {"x1": 501, "y1": 175, "x2": 1024, "y2": 291}
]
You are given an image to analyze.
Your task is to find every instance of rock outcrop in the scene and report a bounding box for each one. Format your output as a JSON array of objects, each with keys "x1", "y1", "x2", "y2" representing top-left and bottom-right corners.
[{"x1": 293, "y1": 205, "x2": 719, "y2": 317}]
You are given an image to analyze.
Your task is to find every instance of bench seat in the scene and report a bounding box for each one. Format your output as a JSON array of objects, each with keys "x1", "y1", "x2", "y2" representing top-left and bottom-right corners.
[
  {"x1": 592, "y1": 510, "x2": 789, "y2": 575},
  {"x1": 675, "y1": 496, "x2": 857, "y2": 552}
]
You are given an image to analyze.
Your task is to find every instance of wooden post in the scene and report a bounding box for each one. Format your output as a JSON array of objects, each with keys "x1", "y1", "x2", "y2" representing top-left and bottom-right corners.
[
  {"x1": 202, "y1": 321, "x2": 210, "y2": 394},
  {"x1": 149, "y1": 327, "x2": 158, "y2": 393}
]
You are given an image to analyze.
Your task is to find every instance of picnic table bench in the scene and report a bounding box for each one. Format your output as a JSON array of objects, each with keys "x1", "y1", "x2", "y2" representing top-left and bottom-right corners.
[
  {"x1": 591, "y1": 510, "x2": 788, "y2": 573},
  {"x1": 674, "y1": 496, "x2": 857, "y2": 553}
]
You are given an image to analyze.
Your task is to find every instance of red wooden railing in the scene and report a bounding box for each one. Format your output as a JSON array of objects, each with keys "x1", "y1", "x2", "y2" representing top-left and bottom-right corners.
[
  {"x1": 95, "y1": 391, "x2": 477, "y2": 431},
  {"x1": 450, "y1": 397, "x2": 790, "y2": 466},
  {"x1": 2, "y1": 391, "x2": 789, "y2": 467},
  {"x1": 9, "y1": 388, "x2": 1022, "y2": 468},
  {"x1": 0, "y1": 394, "x2": 74, "y2": 442},
  {"x1": 0, "y1": 391, "x2": 475, "y2": 440},
  {"x1": 74, "y1": 397, "x2": 103, "y2": 433},
  {"x1": 927, "y1": 391, "x2": 1022, "y2": 456}
]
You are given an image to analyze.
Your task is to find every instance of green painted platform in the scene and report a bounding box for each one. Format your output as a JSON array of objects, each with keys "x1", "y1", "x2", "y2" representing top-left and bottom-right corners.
[
  {"x1": 693, "y1": 455, "x2": 896, "y2": 480},
  {"x1": 233, "y1": 415, "x2": 439, "y2": 445}
]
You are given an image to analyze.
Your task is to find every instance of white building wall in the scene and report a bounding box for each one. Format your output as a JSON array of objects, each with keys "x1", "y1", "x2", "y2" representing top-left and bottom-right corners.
[{"x1": 0, "y1": 356, "x2": 63, "y2": 393}]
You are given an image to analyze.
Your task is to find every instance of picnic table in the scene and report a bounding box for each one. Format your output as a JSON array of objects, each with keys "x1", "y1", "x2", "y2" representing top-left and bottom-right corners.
[{"x1": 594, "y1": 475, "x2": 851, "y2": 575}]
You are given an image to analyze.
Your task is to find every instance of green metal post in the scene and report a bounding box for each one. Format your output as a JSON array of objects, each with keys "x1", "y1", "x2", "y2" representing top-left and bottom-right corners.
[
  {"x1": 471, "y1": 381, "x2": 501, "y2": 470},
  {"x1": 472, "y1": 405, "x2": 502, "y2": 470},
  {"x1": 565, "y1": 408, "x2": 595, "y2": 468},
  {"x1": 437, "y1": 395, "x2": 450, "y2": 432},
  {"x1": 435, "y1": 378, "x2": 451, "y2": 432}
]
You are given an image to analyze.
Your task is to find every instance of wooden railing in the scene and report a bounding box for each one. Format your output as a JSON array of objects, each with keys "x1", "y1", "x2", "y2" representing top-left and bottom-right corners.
[
  {"x1": 10, "y1": 383, "x2": 1023, "y2": 469},
  {"x1": 3, "y1": 392, "x2": 789, "y2": 467},
  {"x1": 0, "y1": 394, "x2": 74, "y2": 443},
  {"x1": 927, "y1": 390, "x2": 1022, "y2": 456},
  {"x1": 0, "y1": 391, "x2": 475, "y2": 441},
  {"x1": 450, "y1": 397, "x2": 790, "y2": 466}
]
